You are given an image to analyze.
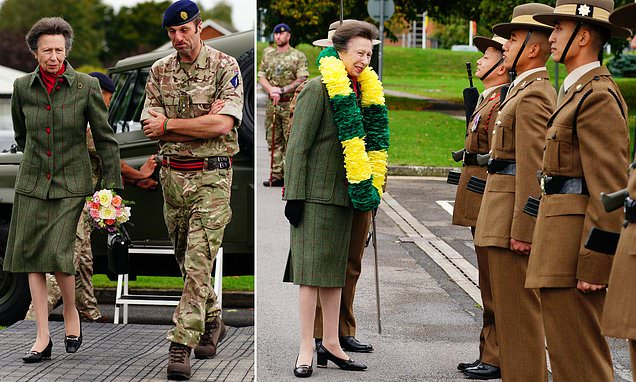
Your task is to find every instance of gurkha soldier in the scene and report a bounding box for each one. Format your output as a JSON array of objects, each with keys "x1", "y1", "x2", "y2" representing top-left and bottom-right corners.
[
  {"x1": 453, "y1": 34, "x2": 508, "y2": 380},
  {"x1": 526, "y1": 1, "x2": 630, "y2": 380},
  {"x1": 473, "y1": 4, "x2": 556, "y2": 381},
  {"x1": 602, "y1": 3, "x2": 636, "y2": 379},
  {"x1": 141, "y1": 1, "x2": 243, "y2": 380},
  {"x1": 258, "y1": 23, "x2": 308, "y2": 187}
]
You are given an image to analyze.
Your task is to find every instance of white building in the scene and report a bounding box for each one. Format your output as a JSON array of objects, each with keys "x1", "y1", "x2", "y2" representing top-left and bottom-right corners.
[{"x1": 0, "y1": 65, "x2": 26, "y2": 136}]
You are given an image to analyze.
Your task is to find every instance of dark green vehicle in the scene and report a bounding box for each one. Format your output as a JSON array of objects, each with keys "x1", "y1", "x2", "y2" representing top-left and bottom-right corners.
[{"x1": 0, "y1": 31, "x2": 255, "y2": 325}]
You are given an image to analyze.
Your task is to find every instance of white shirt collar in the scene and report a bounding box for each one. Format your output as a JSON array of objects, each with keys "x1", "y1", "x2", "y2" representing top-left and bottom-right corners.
[
  {"x1": 563, "y1": 61, "x2": 600, "y2": 92},
  {"x1": 481, "y1": 83, "x2": 506, "y2": 99},
  {"x1": 510, "y1": 67, "x2": 547, "y2": 89}
]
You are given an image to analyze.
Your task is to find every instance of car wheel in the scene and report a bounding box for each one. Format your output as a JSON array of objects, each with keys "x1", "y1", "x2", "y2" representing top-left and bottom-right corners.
[
  {"x1": 237, "y1": 48, "x2": 254, "y2": 156},
  {"x1": 0, "y1": 219, "x2": 30, "y2": 325}
]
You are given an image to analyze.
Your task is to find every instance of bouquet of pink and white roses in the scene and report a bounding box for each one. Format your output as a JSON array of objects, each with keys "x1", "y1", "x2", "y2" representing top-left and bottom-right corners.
[{"x1": 85, "y1": 189, "x2": 132, "y2": 233}]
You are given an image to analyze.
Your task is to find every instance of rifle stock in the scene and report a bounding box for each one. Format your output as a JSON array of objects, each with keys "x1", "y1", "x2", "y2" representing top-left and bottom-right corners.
[{"x1": 601, "y1": 189, "x2": 629, "y2": 213}]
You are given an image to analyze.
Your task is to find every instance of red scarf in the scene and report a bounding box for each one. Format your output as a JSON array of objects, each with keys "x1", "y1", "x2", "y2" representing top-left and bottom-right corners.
[{"x1": 40, "y1": 63, "x2": 66, "y2": 94}]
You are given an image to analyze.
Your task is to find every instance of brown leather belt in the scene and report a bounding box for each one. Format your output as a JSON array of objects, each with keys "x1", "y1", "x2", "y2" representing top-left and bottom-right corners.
[{"x1": 161, "y1": 156, "x2": 231, "y2": 171}]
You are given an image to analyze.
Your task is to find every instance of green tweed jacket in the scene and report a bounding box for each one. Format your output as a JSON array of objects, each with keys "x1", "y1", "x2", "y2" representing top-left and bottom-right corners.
[
  {"x1": 284, "y1": 76, "x2": 349, "y2": 206},
  {"x1": 11, "y1": 63, "x2": 122, "y2": 199}
]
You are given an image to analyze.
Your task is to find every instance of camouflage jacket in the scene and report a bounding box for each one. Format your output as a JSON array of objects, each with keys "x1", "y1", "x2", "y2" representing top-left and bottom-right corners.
[
  {"x1": 258, "y1": 47, "x2": 309, "y2": 89},
  {"x1": 141, "y1": 43, "x2": 243, "y2": 158}
]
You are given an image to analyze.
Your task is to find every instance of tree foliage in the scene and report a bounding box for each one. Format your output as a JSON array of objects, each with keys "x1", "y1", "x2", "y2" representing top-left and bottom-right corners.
[
  {"x1": 102, "y1": 1, "x2": 172, "y2": 66},
  {"x1": 0, "y1": 0, "x2": 109, "y2": 71},
  {"x1": 201, "y1": 1, "x2": 234, "y2": 28}
]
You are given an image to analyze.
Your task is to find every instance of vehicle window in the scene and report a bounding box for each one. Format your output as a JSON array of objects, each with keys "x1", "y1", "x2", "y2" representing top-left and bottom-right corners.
[{"x1": 108, "y1": 69, "x2": 149, "y2": 134}]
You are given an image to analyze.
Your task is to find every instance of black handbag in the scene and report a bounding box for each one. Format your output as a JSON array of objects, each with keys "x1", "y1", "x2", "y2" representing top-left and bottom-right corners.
[{"x1": 107, "y1": 225, "x2": 131, "y2": 275}]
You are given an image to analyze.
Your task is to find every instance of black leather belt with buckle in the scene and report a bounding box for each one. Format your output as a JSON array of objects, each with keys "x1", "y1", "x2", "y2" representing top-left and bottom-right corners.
[
  {"x1": 626, "y1": 197, "x2": 636, "y2": 223},
  {"x1": 487, "y1": 159, "x2": 516, "y2": 175},
  {"x1": 541, "y1": 176, "x2": 588, "y2": 195},
  {"x1": 162, "y1": 156, "x2": 231, "y2": 171}
]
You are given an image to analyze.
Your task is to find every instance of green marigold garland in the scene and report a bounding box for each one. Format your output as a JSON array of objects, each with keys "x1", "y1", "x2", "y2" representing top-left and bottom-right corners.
[{"x1": 317, "y1": 47, "x2": 389, "y2": 211}]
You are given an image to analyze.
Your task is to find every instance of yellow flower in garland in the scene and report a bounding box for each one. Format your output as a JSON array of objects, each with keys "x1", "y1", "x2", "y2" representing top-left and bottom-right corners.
[{"x1": 318, "y1": 47, "x2": 389, "y2": 211}]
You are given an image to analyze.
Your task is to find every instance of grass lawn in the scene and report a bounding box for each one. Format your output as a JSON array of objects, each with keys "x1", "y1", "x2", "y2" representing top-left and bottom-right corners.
[
  {"x1": 92, "y1": 274, "x2": 254, "y2": 292},
  {"x1": 389, "y1": 110, "x2": 465, "y2": 167}
]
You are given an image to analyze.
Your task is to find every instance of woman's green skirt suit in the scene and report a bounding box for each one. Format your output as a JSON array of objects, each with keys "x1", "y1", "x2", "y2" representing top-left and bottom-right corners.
[
  {"x1": 3, "y1": 63, "x2": 122, "y2": 274},
  {"x1": 284, "y1": 77, "x2": 353, "y2": 288}
]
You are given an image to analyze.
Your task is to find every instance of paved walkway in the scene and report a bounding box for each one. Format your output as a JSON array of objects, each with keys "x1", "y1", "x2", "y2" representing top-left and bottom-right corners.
[{"x1": 0, "y1": 321, "x2": 254, "y2": 381}]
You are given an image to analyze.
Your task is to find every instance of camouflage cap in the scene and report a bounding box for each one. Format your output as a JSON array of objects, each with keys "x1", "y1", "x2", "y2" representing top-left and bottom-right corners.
[
  {"x1": 273, "y1": 23, "x2": 291, "y2": 33},
  {"x1": 162, "y1": 0, "x2": 200, "y2": 28}
]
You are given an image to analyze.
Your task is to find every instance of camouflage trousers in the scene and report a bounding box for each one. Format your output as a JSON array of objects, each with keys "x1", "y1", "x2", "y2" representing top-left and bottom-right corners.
[
  {"x1": 24, "y1": 206, "x2": 101, "y2": 321},
  {"x1": 265, "y1": 100, "x2": 291, "y2": 180},
  {"x1": 160, "y1": 166, "x2": 232, "y2": 348}
]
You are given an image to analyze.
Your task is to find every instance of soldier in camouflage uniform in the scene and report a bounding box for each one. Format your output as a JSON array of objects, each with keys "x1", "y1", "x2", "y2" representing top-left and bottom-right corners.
[
  {"x1": 141, "y1": 1, "x2": 243, "y2": 380},
  {"x1": 258, "y1": 23, "x2": 308, "y2": 187}
]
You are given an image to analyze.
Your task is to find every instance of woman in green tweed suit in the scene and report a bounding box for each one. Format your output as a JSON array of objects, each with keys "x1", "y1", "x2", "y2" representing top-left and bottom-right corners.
[
  {"x1": 3, "y1": 18, "x2": 121, "y2": 361},
  {"x1": 283, "y1": 21, "x2": 386, "y2": 377}
]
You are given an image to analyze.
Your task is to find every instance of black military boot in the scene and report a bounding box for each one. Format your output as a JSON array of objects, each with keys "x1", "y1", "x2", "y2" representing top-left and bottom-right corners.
[
  {"x1": 194, "y1": 316, "x2": 227, "y2": 359},
  {"x1": 167, "y1": 342, "x2": 191, "y2": 380}
]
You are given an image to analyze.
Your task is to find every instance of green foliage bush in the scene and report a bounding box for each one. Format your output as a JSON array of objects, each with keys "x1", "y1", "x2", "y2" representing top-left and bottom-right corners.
[{"x1": 609, "y1": 54, "x2": 636, "y2": 78}]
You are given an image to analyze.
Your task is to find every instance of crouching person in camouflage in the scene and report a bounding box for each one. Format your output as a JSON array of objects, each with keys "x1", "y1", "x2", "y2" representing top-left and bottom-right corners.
[{"x1": 141, "y1": 1, "x2": 243, "y2": 380}]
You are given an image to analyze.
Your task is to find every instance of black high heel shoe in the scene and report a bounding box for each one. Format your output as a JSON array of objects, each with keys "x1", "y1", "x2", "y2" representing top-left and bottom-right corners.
[
  {"x1": 22, "y1": 338, "x2": 52, "y2": 363},
  {"x1": 316, "y1": 344, "x2": 367, "y2": 371},
  {"x1": 65, "y1": 323, "x2": 83, "y2": 353},
  {"x1": 293, "y1": 355, "x2": 313, "y2": 378}
]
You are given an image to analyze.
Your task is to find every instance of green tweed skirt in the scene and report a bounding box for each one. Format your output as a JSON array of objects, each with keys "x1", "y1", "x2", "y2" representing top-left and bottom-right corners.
[
  {"x1": 288, "y1": 201, "x2": 353, "y2": 287},
  {"x1": 3, "y1": 193, "x2": 85, "y2": 274}
]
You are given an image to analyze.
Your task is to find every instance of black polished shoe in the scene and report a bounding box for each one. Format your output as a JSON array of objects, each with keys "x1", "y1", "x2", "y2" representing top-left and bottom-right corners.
[
  {"x1": 339, "y1": 336, "x2": 374, "y2": 353},
  {"x1": 293, "y1": 355, "x2": 314, "y2": 378},
  {"x1": 463, "y1": 363, "x2": 501, "y2": 380},
  {"x1": 316, "y1": 344, "x2": 367, "y2": 371},
  {"x1": 22, "y1": 338, "x2": 52, "y2": 363},
  {"x1": 457, "y1": 358, "x2": 480, "y2": 371},
  {"x1": 263, "y1": 178, "x2": 284, "y2": 187},
  {"x1": 65, "y1": 325, "x2": 83, "y2": 353}
]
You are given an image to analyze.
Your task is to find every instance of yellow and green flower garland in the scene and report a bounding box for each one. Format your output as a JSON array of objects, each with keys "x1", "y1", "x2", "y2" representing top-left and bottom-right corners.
[{"x1": 318, "y1": 47, "x2": 389, "y2": 211}]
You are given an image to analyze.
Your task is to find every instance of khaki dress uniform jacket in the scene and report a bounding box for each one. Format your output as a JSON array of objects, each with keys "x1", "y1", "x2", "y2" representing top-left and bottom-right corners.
[
  {"x1": 3, "y1": 64, "x2": 121, "y2": 274},
  {"x1": 527, "y1": 66, "x2": 629, "y2": 287},
  {"x1": 527, "y1": 66, "x2": 629, "y2": 382},
  {"x1": 474, "y1": 69, "x2": 555, "y2": 382},
  {"x1": 453, "y1": 86, "x2": 501, "y2": 226},
  {"x1": 284, "y1": 76, "x2": 353, "y2": 287}
]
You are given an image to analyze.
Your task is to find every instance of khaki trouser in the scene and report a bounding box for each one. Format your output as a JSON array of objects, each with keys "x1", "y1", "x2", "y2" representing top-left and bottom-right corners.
[
  {"x1": 314, "y1": 210, "x2": 371, "y2": 337},
  {"x1": 489, "y1": 246, "x2": 547, "y2": 382},
  {"x1": 265, "y1": 100, "x2": 291, "y2": 180},
  {"x1": 474, "y1": 243, "x2": 499, "y2": 367},
  {"x1": 540, "y1": 287, "x2": 613, "y2": 382}
]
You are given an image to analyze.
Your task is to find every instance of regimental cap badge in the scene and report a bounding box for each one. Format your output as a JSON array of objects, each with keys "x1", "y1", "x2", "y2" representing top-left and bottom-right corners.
[
  {"x1": 576, "y1": 4, "x2": 593, "y2": 17},
  {"x1": 180, "y1": 11, "x2": 188, "y2": 21}
]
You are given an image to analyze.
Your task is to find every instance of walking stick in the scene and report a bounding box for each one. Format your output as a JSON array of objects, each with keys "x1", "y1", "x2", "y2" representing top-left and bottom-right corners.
[
  {"x1": 371, "y1": 208, "x2": 382, "y2": 334},
  {"x1": 269, "y1": 110, "x2": 276, "y2": 185}
]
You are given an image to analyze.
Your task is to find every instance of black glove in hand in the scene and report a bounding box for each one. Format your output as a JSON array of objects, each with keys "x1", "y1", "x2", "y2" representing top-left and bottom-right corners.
[{"x1": 285, "y1": 200, "x2": 304, "y2": 227}]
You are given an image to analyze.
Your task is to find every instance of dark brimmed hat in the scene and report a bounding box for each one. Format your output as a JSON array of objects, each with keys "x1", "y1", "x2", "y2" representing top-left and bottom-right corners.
[
  {"x1": 88, "y1": 72, "x2": 115, "y2": 93},
  {"x1": 273, "y1": 23, "x2": 291, "y2": 33},
  {"x1": 533, "y1": 0, "x2": 631, "y2": 38},
  {"x1": 473, "y1": 34, "x2": 508, "y2": 53},
  {"x1": 312, "y1": 20, "x2": 381, "y2": 47},
  {"x1": 609, "y1": 2, "x2": 636, "y2": 31},
  {"x1": 162, "y1": 0, "x2": 200, "y2": 28},
  {"x1": 493, "y1": 3, "x2": 555, "y2": 39}
]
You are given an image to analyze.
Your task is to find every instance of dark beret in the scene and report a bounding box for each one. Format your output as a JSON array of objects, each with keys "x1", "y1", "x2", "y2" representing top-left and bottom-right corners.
[
  {"x1": 162, "y1": 0, "x2": 200, "y2": 28},
  {"x1": 273, "y1": 23, "x2": 291, "y2": 33},
  {"x1": 88, "y1": 72, "x2": 115, "y2": 93}
]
